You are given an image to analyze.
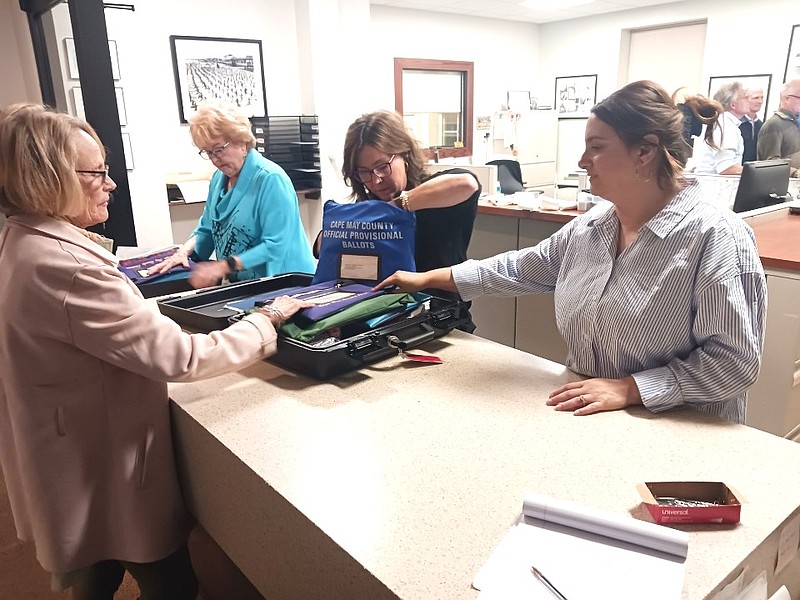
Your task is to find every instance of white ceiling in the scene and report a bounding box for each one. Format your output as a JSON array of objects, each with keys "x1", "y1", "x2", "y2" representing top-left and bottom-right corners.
[{"x1": 371, "y1": 0, "x2": 683, "y2": 24}]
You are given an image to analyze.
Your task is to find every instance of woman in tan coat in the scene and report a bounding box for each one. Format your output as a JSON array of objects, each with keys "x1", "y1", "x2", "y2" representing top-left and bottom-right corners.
[{"x1": 0, "y1": 104, "x2": 310, "y2": 599}]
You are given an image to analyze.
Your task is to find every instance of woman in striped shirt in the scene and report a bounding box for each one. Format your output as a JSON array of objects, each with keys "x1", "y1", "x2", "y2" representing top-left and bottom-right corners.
[{"x1": 377, "y1": 80, "x2": 766, "y2": 424}]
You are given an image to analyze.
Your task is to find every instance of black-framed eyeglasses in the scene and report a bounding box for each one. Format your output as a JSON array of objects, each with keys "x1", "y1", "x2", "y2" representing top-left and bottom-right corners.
[
  {"x1": 198, "y1": 141, "x2": 231, "y2": 160},
  {"x1": 75, "y1": 165, "x2": 110, "y2": 182},
  {"x1": 352, "y1": 154, "x2": 396, "y2": 183}
]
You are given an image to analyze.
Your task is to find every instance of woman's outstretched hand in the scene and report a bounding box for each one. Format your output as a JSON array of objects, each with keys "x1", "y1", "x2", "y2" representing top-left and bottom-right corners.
[{"x1": 373, "y1": 267, "x2": 457, "y2": 294}]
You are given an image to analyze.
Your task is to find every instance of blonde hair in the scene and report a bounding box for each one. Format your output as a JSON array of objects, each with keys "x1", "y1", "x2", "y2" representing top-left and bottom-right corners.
[
  {"x1": 0, "y1": 103, "x2": 103, "y2": 219},
  {"x1": 188, "y1": 100, "x2": 256, "y2": 151}
]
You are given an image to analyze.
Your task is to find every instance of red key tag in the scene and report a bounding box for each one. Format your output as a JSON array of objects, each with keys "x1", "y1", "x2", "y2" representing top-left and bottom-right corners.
[
  {"x1": 402, "y1": 351, "x2": 443, "y2": 364},
  {"x1": 388, "y1": 335, "x2": 443, "y2": 365}
]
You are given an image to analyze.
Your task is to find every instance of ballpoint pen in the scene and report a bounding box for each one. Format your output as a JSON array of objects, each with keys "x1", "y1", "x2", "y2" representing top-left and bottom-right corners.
[{"x1": 531, "y1": 565, "x2": 569, "y2": 600}]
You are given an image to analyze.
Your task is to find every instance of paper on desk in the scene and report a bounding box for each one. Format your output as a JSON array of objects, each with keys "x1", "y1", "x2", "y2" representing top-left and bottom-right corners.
[
  {"x1": 175, "y1": 180, "x2": 210, "y2": 203},
  {"x1": 474, "y1": 493, "x2": 688, "y2": 600}
]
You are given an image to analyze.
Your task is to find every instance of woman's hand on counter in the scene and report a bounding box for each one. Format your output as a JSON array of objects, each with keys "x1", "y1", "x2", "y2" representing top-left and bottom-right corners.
[{"x1": 546, "y1": 376, "x2": 642, "y2": 416}]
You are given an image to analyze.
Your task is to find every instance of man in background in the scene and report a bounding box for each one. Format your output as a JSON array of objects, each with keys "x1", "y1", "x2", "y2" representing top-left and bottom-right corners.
[
  {"x1": 739, "y1": 87, "x2": 764, "y2": 163},
  {"x1": 757, "y1": 79, "x2": 800, "y2": 176}
]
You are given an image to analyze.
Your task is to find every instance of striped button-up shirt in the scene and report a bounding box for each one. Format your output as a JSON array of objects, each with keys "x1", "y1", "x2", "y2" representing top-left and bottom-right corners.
[{"x1": 453, "y1": 181, "x2": 766, "y2": 423}]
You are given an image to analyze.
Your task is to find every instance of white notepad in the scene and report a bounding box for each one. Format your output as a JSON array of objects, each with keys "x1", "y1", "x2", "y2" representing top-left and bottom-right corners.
[{"x1": 473, "y1": 492, "x2": 689, "y2": 600}]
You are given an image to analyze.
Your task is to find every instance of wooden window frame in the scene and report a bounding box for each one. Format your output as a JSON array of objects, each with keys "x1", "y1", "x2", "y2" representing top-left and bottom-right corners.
[{"x1": 394, "y1": 57, "x2": 474, "y2": 160}]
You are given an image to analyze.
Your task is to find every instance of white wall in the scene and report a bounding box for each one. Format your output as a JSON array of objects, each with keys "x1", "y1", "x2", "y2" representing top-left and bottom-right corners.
[
  {"x1": 107, "y1": 0, "x2": 303, "y2": 248},
  {"x1": 3, "y1": 0, "x2": 795, "y2": 246},
  {"x1": 539, "y1": 0, "x2": 798, "y2": 176},
  {"x1": 0, "y1": 0, "x2": 41, "y2": 106},
  {"x1": 371, "y1": 6, "x2": 541, "y2": 166},
  {"x1": 46, "y1": 0, "x2": 304, "y2": 248}
]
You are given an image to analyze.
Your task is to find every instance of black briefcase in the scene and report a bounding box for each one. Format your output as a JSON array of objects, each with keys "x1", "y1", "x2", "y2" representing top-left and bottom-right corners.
[{"x1": 157, "y1": 273, "x2": 468, "y2": 379}]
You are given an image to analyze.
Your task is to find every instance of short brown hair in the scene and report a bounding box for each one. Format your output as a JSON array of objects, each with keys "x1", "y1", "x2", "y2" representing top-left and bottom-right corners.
[
  {"x1": 0, "y1": 103, "x2": 103, "y2": 219},
  {"x1": 341, "y1": 110, "x2": 428, "y2": 201},
  {"x1": 188, "y1": 100, "x2": 256, "y2": 151},
  {"x1": 591, "y1": 80, "x2": 689, "y2": 192}
]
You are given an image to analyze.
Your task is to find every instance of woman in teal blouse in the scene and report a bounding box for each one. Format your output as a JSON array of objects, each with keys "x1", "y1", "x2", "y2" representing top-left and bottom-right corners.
[{"x1": 151, "y1": 101, "x2": 315, "y2": 288}]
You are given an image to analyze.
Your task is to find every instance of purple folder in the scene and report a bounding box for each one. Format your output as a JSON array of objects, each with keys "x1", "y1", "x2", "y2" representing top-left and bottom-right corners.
[
  {"x1": 282, "y1": 280, "x2": 385, "y2": 325},
  {"x1": 118, "y1": 249, "x2": 195, "y2": 284}
]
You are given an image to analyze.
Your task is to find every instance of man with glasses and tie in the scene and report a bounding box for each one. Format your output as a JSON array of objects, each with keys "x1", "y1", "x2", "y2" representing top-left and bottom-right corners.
[
  {"x1": 149, "y1": 100, "x2": 315, "y2": 288},
  {"x1": 757, "y1": 79, "x2": 800, "y2": 176}
]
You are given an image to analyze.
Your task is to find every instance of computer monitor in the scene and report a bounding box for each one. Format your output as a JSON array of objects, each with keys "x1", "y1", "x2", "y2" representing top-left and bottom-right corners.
[{"x1": 732, "y1": 159, "x2": 791, "y2": 213}]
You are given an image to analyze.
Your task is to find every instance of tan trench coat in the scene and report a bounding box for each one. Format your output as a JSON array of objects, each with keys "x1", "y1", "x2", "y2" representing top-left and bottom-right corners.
[{"x1": 0, "y1": 214, "x2": 278, "y2": 573}]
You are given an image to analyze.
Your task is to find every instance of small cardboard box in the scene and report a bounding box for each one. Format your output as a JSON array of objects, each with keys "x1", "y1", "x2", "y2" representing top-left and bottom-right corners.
[{"x1": 637, "y1": 481, "x2": 741, "y2": 524}]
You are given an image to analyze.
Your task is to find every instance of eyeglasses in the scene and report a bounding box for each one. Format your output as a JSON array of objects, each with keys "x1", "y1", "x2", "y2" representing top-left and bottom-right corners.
[
  {"x1": 75, "y1": 165, "x2": 110, "y2": 182},
  {"x1": 352, "y1": 154, "x2": 396, "y2": 183},
  {"x1": 198, "y1": 141, "x2": 231, "y2": 160}
]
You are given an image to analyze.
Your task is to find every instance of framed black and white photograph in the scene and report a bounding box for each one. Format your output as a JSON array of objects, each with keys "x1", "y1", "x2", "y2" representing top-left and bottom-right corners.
[
  {"x1": 64, "y1": 38, "x2": 121, "y2": 80},
  {"x1": 70, "y1": 86, "x2": 85, "y2": 119},
  {"x1": 115, "y1": 87, "x2": 128, "y2": 126},
  {"x1": 121, "y1": 132, "x2": 134, "y2": 171},
  {"x1": 785, "y1": 24, "x2": 800, "y2": 82},
  {"x1": 70, "y1": 86, "x2": 128, "y2": 126},
  {"x1": 708, "y1": 74, "x2": 772, "y2": 122},
  {"x1": 555, "y1": 74, "x2": 597, "y2": 118},
  {"x1": 507, "y1": 90, "x2": 531, "y2": 112},
  {"x1": 169, "y1": 35, "x2": 267, "y2": 124}
]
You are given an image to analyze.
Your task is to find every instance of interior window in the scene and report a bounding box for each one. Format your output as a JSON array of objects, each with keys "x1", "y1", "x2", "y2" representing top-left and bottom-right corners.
[{"x1": 394, "y1": 58, "x2": 473, "y2": 159}]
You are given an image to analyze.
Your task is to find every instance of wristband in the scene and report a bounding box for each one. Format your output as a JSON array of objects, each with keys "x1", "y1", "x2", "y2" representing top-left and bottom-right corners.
[
  {"x1": 259, "y1": 304, "x2": 286, "y2": 324},
  {"x1": 225, "y1": 256, "x2": 238, "y2": 273}
]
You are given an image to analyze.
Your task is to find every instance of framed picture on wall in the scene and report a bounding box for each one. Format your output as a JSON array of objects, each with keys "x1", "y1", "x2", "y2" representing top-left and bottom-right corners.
[
  {"x1": 70, "y1": 86, "x2": 128, "y2": 126},
  {"x1": 121, "y1": 132, "x2": 134, "y2": 171},
  {"x1": 707, "y1": 74, "x2": 772, "y2": 122},
  {"x1": 64, "y1": 38, "x2": 121, "y2": 80},
  {"x1": 785, "y1": 24, "x2": 800, "y2": 82},
  {"x1": 554, "y1": 74, "x2": 597, "y2": 118},
  {"x1": 507, "y1": 90, "x2": 531, "y2": 112},
  {"x1": 169, "y1": 35, "x2": 267, "y2": 124}
]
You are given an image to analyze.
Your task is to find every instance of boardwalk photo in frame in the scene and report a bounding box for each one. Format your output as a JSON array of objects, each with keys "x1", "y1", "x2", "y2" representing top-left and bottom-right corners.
[{"x1": 169, "y1": 35, "x2": 267, "y2": 123}]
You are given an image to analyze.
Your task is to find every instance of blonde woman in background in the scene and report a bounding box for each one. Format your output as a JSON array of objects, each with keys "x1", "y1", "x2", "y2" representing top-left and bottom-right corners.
[{"x1": 149, "y1": 100, "x2": 315, "y2": 288}]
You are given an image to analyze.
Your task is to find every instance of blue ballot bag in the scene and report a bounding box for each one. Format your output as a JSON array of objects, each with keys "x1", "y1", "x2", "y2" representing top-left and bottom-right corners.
[{"x1": 313, "y1": 199, "x2": 416, "y2": 284}]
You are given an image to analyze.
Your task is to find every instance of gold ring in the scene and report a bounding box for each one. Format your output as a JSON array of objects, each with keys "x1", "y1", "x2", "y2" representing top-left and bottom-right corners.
[{"x1": 579, "y1": 394, "x2": 586, "y2": 407}]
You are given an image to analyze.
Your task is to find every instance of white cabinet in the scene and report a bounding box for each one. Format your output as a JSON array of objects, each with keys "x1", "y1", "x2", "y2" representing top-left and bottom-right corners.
[
  {"x1": 746, "y1": 269, "x2": 800, "y2": 438},
  {"x1": 467, "y1": 211, "x2": 567, "y2": 364}
]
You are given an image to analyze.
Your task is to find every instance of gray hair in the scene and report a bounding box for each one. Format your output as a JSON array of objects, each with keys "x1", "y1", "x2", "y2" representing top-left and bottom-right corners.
[
  {"x1": 780, "y1": 79, "x2": 800, "y2": 98},
  {"x1": 713, "y1": 82, "x2": 744, "y2": 111}
]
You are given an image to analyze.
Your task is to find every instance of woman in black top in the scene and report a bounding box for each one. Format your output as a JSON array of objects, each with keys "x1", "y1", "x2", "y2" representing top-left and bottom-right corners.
[{"x1": 337, "y1": 110, "x2": 481, "y2": 331}]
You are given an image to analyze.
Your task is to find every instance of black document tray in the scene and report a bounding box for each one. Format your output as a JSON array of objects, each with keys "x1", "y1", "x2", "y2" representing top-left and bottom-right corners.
[{"x1": 157, "y1": 273, "x2": 468, "y2": 379}]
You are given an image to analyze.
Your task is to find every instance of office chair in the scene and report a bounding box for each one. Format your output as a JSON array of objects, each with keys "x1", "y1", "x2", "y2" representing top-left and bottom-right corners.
[{"x1": 486, "y1": 159, "x2": 525, "y2": 194}]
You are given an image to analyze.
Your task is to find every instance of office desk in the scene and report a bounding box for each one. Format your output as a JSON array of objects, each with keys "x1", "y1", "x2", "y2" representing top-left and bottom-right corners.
[{"x1": 169, "y1": 331, "x2": 800, "y2": 600}]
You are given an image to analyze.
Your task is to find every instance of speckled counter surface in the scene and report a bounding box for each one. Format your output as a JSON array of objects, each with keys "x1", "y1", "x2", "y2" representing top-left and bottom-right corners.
[{"x1": 168, "y1": 331, "x2": 800, "y2": 600}]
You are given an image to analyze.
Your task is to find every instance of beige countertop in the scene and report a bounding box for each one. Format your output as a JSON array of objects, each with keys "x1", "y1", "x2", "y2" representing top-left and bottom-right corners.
[{"x1": 169, "y1": 331, "x2": 800, "y2": 600}]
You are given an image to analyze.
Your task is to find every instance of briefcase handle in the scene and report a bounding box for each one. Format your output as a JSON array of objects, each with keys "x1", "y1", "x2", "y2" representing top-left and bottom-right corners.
[
  {"x1": 347, "y1": 324, "x2": 436, "y2": 361},
  {"x1": 387, "y1": 326, "x2": 436, "y2": 352}
]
